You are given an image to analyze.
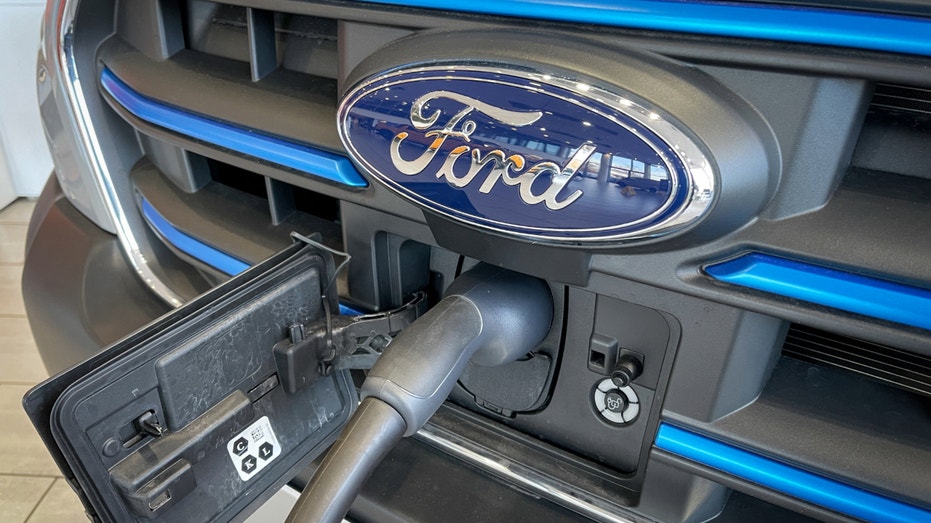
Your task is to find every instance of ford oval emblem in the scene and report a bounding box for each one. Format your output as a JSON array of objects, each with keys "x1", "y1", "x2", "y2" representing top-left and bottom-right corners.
[{"x1": 338, "y1": 65, "x2": 716, "y2": 243}]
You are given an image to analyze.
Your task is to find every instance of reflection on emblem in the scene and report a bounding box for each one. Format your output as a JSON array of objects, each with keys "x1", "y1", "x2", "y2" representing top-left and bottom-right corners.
[
  {"x1": 391, "y1": 91, "x2": 594, "y2": 211},
  {"x1": 338, "y1": 65, "x2": 716, "y2": 243}
]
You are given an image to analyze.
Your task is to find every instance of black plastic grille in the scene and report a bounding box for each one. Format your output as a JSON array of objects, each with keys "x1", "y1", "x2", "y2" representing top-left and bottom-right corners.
[
  {"x1": 183, "y1": 0, "x2": 339, "y2": 80},
  {"x1": 871, "y1": 83, "x2": 931, "y2": 117},
  {"x1": 783, "y1": 323, "x2": 931, "y2": 398}
]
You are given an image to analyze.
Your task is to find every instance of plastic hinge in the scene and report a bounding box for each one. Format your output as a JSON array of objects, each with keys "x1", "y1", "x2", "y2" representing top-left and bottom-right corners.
[{"x1": 273, "y1": 292, "x2": 428, "y2": 394}]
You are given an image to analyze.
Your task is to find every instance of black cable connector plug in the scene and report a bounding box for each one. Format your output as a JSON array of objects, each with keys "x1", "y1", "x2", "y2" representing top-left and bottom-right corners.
[{"x1": 287, "y1": 265, "x2": 553, "y2": 523}]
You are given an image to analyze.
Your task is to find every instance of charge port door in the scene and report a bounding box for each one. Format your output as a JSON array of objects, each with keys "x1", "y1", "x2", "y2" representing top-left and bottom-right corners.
[{"x1": 24, "y1": 242, "x2": 359, "y2": 522}]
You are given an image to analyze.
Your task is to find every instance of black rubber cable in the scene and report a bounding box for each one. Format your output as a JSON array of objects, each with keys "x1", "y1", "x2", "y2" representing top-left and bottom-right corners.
[
  {"x1": 285, "y1": 397, "x2": 406, "y2": 523},
  {"x1": 286, "y1": 265, "x2": 552, "y2": 522}
]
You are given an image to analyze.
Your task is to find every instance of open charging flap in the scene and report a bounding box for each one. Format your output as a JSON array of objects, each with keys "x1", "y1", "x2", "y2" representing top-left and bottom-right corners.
[{"x1": 24, "y1": 241, "x2": 357, "y2": 522}]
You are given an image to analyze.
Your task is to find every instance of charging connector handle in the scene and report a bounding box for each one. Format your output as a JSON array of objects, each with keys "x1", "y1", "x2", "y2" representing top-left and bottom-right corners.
[
  {"x1": 284, "y1": 397, "x2": 405, "y2": 523},
  {"x1": 287, "y1": 265, "x2": 552, "y2": 523},
  {"x1": 361, "y1": 265, "x2": 553, "y2": 437}
]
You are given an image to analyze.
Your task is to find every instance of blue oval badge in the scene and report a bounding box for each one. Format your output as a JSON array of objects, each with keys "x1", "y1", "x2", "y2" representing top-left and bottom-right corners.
[{"x1": 338, "y1": 66, "x2": 715, "y2": 243}]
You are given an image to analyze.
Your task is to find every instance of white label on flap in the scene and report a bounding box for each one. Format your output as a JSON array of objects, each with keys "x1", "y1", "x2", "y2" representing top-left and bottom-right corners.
[{"x1": 227, "y1": 416, "x2": 281, "y2": 481}]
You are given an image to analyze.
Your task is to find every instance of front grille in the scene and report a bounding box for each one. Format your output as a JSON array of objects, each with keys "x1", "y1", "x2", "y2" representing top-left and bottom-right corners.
[
  {"x1": 96, "y1": 0, "x2": 931, "y2": 343},
  {"x1": 206, "y1": 157, "x2": 342, "y2": 226},
  {"x1": 851, "y1": 82, "x2": 931, "y2": 180},
  {"x1": 184, "y1": 1, "x2": 339, "y2": 80},
  {"x1": 783, "y1": 323, "x2": 931, "y2": 398},
  {"x1": 79, "y1": 1, "x2": 931, "y2": 520},
  {"x1": 131, "y1": 151, "x2": 343, "y2": 271},
  {"x1": 871, "y1": 83, "x2": 931, "y2": 117}
]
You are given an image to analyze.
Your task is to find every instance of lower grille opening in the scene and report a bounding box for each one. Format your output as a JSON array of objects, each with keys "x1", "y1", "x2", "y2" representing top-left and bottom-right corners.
[
  {"x1": 183, "y1": 0, "x2": 339, "y2": 80},
  {"x1": 851, "y1": 82, "x2": 931, "y2": 180},
  {"x1": 871, "y1": 83, "x2": 931, "y2": 118},
  {"x1": 134, "y1": 150, "x2": 343, "y2": 274},
  {"x1": 292, "y1": 180, "x2": 340, "y2": 224},
  {"x1": 692, "y1": 333, "x2": 931, "y2": 516},
  {"x1": 207, "y1": 158, "x2": 267, "y2": 199},
  {"x1": 782, "y1": 322, "x2": 931, "y2": 398},
  {"x1": 185, "y1": 2, "x2": 250, "y2": 63},
  {"x1": 206, "y1": 157, "x2": 341, "y2": 228}
]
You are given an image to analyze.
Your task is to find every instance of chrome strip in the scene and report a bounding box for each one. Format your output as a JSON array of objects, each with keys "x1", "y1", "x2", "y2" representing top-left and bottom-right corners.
[
  {"x1": 414, "y1": 423, "x2": 638, "y2": 523},
  {"x1": 54, "y1": 0, "x2": 183, "y2": 306}
]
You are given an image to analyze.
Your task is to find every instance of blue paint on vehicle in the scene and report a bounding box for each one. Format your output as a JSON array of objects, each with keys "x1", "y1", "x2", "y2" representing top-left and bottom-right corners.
[
  {"x1": 141, "y1": 198, "x2": 251, "y2": 276},
  {"x1": 337, "y1": 303, "x2": 365, "y2": 316},
  {"x1": 705, "y1": 253, "x2": 931, "y2": 331},
  {"x1": 656, "y1": 423, "x2": 931, "y2": 523},
  {"x1": 357, "y1": 0, "x2": 931, "y2": 57},
  {"x1": 143, "y1": 198, "x2": 366, "y2": 316},
  {"x1": 100, "y1": 68, "x2": 367, "y2": 188}
]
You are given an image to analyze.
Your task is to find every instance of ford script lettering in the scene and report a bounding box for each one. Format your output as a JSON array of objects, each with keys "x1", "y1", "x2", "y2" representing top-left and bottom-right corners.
[
  {"x1": 338, "y1": 66, "x2": 715, "y2": 243},
  {"x1": 391, "y1": 91, "x2": 595, "y2": 211}
]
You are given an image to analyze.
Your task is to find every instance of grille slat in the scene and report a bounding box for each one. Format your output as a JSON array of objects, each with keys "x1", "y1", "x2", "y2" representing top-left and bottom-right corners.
[
  {"x1": 872, "y1": 83, "x2": 931, "y2": 116},
  {"x1": 782, "y1": 347, "x2": 931, "y2": 385},
  {"x1": 783, "y1": 323, "x2": 931, "y2": 397},
  {"x1": 785, "y1": 332, "x2": 931, "y2": 379},
  {"x1": 782, "y1": 348, "x2": 931, "y2": 392}
]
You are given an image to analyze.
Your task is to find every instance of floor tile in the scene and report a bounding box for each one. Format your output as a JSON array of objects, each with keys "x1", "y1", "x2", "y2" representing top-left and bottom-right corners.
[
  {"x1": 0, "y1": 384, "x2": 60, "y2": 477},
  {"x1": 0, "y1": 317, "x2": 48, "y2": 384},
  {"x1": 26, "y1": 478, "x2": 87, "y2": 523},
  {"x1": 245, "y1": 485, "x2": 300, "y2": 523},
  {"x1": 0, "y1": 199, "x2": 37, "y2": 225},
  {"x1": 0, "y1": 475, "x2": 54, "y2": 523},
  {"x1": 0, "y1": 264, "x2": 26, "y2": 316},
  {"x1": 0, "y1": 224, "x2": 28, "y2": 264}
]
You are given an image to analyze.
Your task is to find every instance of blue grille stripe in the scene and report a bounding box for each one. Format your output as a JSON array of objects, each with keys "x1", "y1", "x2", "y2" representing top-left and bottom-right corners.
[
  {"x1": 656, "y1": 423, "x2": 931, "y2": 523},
  {"x1": 141, "y1": 198, "x2": 251, "y2": 276},
  {"x1": 142, "y1": 198, "x2": 363, "y2": 315},
  {"x1": 358, "y1": 0, "x2": 931, "y2": 57},
  {"x1": 705, "y1": 253, "x2": 931, "y2": 331},
  {"x1": 100, "y1": 68, "x2": 367, "y2": 188}
]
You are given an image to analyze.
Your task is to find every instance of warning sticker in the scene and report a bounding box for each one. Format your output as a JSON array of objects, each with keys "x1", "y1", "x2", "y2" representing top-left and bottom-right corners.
[{"x1": 227, "y1": 416, "x2": 281, "y2": 481}]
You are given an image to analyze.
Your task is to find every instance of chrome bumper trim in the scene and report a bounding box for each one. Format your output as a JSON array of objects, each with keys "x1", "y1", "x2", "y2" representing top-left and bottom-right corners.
[
  {"x1": 414, "y1": 422, "x2": 639, "y2": 523},
  {"x1": 53, "y1": 0, "x2": 183, "y2": 307}
]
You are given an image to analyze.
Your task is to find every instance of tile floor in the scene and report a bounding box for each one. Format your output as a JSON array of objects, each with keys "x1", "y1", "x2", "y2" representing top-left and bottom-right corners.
[{"x1": 0, "y1": 199, "x2": 88, "y2": 522}]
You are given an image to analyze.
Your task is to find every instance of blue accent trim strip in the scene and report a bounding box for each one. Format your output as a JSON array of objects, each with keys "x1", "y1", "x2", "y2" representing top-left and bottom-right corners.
[
  {"x1": 358, "y1": 0, "x2": 931, "y2": 57},
  {"x1": 338, "y1": 303, "x2": 364, "y2": 316},
  {"x1": 100, "y1": 68, "x2": 367, "y2": 188},
  {"x1": 705, "y1": 253, "x2": 931, "y2": 330},
  {"x1": 655, "y1": 423, "x2": 931, "y2": 523},
  {"x1": 143, "y1": 198, "x2": 365, "y2": 315},
  {"x1": 141, "y1": 198, "x2": 251, "y2": 276}
]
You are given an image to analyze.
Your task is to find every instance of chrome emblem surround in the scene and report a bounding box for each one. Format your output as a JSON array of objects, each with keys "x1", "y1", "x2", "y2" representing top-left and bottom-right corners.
[{"x1": 338, "y1": 63, "x2": 717, "y2": 244}]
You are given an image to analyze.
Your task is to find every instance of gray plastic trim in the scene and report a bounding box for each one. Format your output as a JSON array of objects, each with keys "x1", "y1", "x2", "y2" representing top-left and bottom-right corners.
[{"x1": 651, "y1": 450, "x2": 852, "y2": 523}]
